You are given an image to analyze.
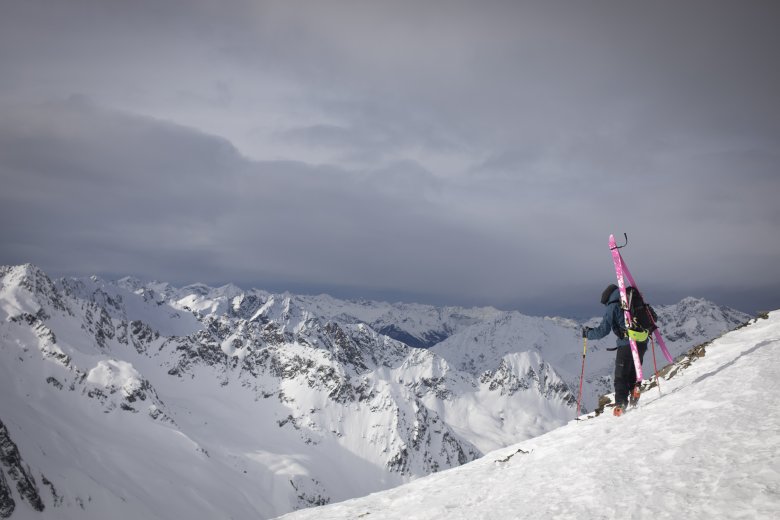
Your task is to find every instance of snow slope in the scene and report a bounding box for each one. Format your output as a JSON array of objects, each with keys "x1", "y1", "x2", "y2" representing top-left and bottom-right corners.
[{"x1": 278, "y1": 312, "x2": 780, "y2": 520}]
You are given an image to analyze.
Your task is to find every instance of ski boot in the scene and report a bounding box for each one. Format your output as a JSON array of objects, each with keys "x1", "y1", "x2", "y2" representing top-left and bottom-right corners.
[
  {"x1": 629, "y1": 385, "x2": 641, "y2": 407},
  {"x1": 613, "y1": 405, "x2": 624, "y2": 417}
]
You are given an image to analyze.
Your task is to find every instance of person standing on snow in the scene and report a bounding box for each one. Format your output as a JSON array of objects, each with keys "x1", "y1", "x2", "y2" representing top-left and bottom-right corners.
[{"x1": 582, "y1": 283, "x2": 647, "y2": 416}]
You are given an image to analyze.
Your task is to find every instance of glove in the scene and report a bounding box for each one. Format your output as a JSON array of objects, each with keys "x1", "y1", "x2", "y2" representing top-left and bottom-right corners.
[{"x1": 582, "y1": 326, "x2": 592, "y2": 338}]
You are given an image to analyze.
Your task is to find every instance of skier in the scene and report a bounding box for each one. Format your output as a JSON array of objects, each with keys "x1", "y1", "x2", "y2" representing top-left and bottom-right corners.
[{"x1": 582, "y1": 283, "x2": 647, "y2": 416}]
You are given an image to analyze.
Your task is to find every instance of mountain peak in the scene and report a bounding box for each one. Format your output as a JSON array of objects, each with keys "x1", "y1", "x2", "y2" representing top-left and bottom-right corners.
[
  {"x1": 0, "y1": 263, "x2": 65, "y2": 320},
  {"x1": 677, "y1": 295, "x2": 715, "y2": 307},
  {"x1": 1, "y1": 262, "x2": 47, "y2": 283}
]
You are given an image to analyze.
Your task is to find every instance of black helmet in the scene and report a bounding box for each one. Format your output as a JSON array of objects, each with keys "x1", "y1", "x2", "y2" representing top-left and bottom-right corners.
[{"x1": 600, "y1": 284, "x2": 618, "y2": 305}]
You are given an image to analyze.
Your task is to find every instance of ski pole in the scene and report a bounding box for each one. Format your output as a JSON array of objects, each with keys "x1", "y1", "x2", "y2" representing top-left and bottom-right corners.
[
  {"x1": 650, "y1": 336, "x2": 661, "y2": 396},
  {"x1": 576, "y1": 336, "x2": 587, "y2": 420}
]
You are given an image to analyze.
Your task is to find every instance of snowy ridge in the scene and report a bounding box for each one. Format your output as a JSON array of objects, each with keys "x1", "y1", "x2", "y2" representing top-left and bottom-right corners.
[
  {"x1": 0, "y1": 264, "x2": 752, "y2": 519},
  {"x1": 150, "y1": 283, "x2": 505, "y2": 349},
  {"x1": 278, "y1": 312, "x2": 780, "y2": 520},
  {"x1": 117, "y1": 275, "x2": 749, "y2": 416}
]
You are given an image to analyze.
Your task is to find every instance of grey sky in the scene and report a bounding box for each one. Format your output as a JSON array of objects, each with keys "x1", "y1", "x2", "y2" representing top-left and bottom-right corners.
[{"x1": 1, "y1": 0, "x2": 778, "y2": 316}]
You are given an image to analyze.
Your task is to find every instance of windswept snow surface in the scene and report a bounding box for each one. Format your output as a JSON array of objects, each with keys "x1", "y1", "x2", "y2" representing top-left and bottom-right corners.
[{"x1": 279, "y1": 312, "x2": 780, "y2": 520}]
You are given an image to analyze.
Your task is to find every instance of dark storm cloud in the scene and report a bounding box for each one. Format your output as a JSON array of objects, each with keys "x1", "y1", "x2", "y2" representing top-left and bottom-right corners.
[
  {"x1": 1, "y1": 1, "x2": 779, "y2": 315},
  {"x1": 0, "y1": 99, "x2": 510, "y2": 302}
]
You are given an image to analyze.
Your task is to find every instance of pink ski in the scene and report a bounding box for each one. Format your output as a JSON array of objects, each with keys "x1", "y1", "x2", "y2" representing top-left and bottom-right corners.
[
  {"x1": 609, "y1": 234, "x2": 643, "y2": 382},
  {"x1": 618, "y1": 249, "x2": 674, "y2": 364}
]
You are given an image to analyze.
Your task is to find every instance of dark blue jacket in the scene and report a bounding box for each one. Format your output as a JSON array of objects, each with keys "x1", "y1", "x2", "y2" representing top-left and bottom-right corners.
[{"x1": 586, "y1": 287, "x2": 629, "y2": 347}]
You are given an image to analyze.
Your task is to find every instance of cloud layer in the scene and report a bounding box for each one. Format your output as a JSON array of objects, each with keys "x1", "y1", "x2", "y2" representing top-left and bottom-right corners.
[{"x1": 1, "y1": 1, "x2": 779, "y2": 315}]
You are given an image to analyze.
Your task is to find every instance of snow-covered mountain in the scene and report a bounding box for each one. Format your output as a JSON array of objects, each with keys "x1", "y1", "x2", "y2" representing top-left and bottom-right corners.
[
  {"x1": 0, "y1": 264, "x2": 751, "y2": 519},
  {"x1": 278, "y1": 311, "x2": 780, "y2": 520}
]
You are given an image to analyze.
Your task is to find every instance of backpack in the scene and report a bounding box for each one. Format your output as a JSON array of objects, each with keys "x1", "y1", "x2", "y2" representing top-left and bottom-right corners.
[{"x1": 611, "y1": 286, "x2": 658, "y2": 342}]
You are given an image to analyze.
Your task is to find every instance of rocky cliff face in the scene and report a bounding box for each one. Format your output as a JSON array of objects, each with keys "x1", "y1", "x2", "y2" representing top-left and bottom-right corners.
[
  {"x1": 0, "y1": 419, "x2": 46, "y2": 517},
  {"x1": 0, "y1": 264, "x2": 748, "y2": 519}
]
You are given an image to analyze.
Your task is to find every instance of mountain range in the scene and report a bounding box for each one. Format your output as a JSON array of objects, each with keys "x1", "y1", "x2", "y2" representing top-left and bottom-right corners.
[{"x1": 0, "y1": 264, "x2": 751, "y2": 519}]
